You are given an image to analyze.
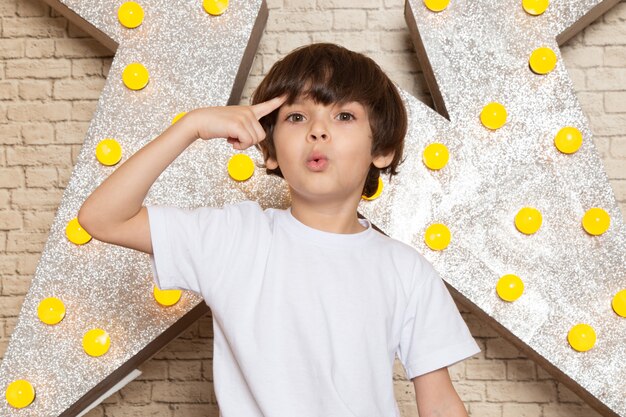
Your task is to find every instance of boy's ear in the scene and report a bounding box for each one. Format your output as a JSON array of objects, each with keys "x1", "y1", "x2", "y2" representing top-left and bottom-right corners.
[
  {"x1": 265, "y1": 155, "x2": 279, "y2": 170},
  {"x1": 372, "y1": 151, "x2": 395, "y2": 169}
]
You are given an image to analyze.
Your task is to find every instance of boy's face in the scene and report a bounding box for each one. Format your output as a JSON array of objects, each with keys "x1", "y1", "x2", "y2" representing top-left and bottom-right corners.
[{"x1": 266, "y1": 95, "x2": 394, "y2": 206}]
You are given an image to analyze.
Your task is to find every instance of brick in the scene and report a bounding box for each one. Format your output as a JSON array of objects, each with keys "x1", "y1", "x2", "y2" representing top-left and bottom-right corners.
[
  {"x1": 1, "y1": 275, "x2": 32, "y2": 295},
  {"x1": 53, "y1": 78, "x2": 106, "y2": 100},
  {"x1": 7, "y1": 102, "x2": 72, "y2": 122},
  {"x1": 609, "y1": 136, "x2": 626, "y2": 158},
  {"x1": 283, "y1": 0, "x2": 316, "y2": 8},
  {"x1": 0, "y1": 295, "x2": 23, "y2": 317},
  {"x1": 367, "y1": 9, "x2": 405, "y2": 30},
  {"x1": 151, "y1": 381, "x2": 211, "y2": 402},
  {"x1": 67, "y1": 21, "x2": 91, "y2": 38},
  {"x1": 312, "y1": 31, "x2": 380, "y2": 53},
  {"x1": 605, "y1": 92, "x2": 626, "y2": 113},
  {"x1": 154, "y1": 339, "x2": 212, "y2": 360},
  {"x1": 83, "y1": 406, "x2": 104, "y2": 417},
  {"x1": 17, "y1": 253, "x2": 41, "y2": 275},
  {"x1": 2, "y1": 17, "x2": 67, "y2": 38},
  {"x1": 605, "y1": 46, "x2": 626, "y2": 67},
  {"x1": 17, "y1": 0, "x2": 48, "y2": 17},
  {"x1": 119, "y1": 381, "x2": 151, "y2": 405},
  {"x1": 466, "y1": 360, "x2": 506, "y2": 380},
  {"x1": 0, "y1": 39, "x2": 25, "y2": 58},
  {"x1": 603, "y1": 158, "x2": 626, "y2": 179},
  {"x1": 268, "y1": 11, "x2": 332, "y2": 32},
  {"x1": 6, "y1": 145, "x2": 71, "y2": 166},
  {"x1": 72, "y1": 58, "x2": 103, "y2": 77},
  {"x1": 25, "y1": 39, "x2": 55, "y2": 58},
  {"x1": 469, "y1": 403, "x2": 502, "y2": 417},
  {"x1": 71, "y1": 100, "x2": 98, "y2": 121},
  {"x1": 54, "y1": 38, "x2": 112, "y2": 58},
  {"x1": 55, "y1": 121, "x2": 89, "y2": 144},
  {"x1": 0, "y1": 124, "x2": 20, "y2": 144},
  {"x1": 610, "y1": 179, "x2": 626, "y2": 201},
  {"x1": 58, "y1": 167, "x2": 72, "y2": 188},
  {"x1": 560, "y1": 45, "x2": 603, "y2": 68},
  {"x1": 22, "y1": 123, "x2": 54, "y2": 144},
  {"x1": 18, "y1": 80, "x2": 51, "y2": 100},
  {"x1": 485, "y1": 338, "x2": 522, "y2": 359},
  {"x1": 169, "y1": 360, "x2": 202, "y2": 380},
  {"x1": 392, "y1": 379, "x2": 415, "y2": 402},
  {"x1": 506, "y1": 359, "x2": 536, "y2": 380},
  {"x1": 6, "y1": 59, "x2": 70, "y2": 79},
  {"x1": 542, "y1": 404, "x2": 602, "y2": 417},
  {"x1": 11, "y1": 188, "x2": 64, "y2": 210},
  {"x1": 557, "y1": 382, "x2": 585, "y2": 404},
  {"x1": 584, "y1": 20, "x2": 626, "y2": 46},
  {"x1": 277, "y1": 33, "x2": 313, "y2": 54},
  {"x1": 589, "y1": 113, "x2": 626, "y2": 136},
  {"x1": 486, "y1": 381, "x2": 556, "y2": 402},
  {"x1": 586, "y1": 68, "x2": 626, "y2": 91},
  {"x1": 381, "y1": 31, "x2": 413, "y2": 52},
  {"x1": 101, "y1": 404, "x2": 172, "y2": 417},
  {"x1": 23, "y1": 210, "x2": 54, "y2": 230},
  {"x1": 0, "y1": 0, "x2": 17, "y2": 17},
  {"x1": 0, "y1": 210, "x2": 22, "y2": 229},
  {"x1": 0, "y1": 81, "x2": 17, "y2": 100},
  {"x1": 7, "y1": 231, "x2": 47, "y2": 252},
  {"x1": 332, "y1": 10, "x2": 367, "y2": 31},
  {"x1": 318, "y1": 0, "x2": 381, "y2": 8},
  {"x1": 0, "y1": 167, "x2": 22, "y2": 188},
  {"x1": 171, "y1": 404, "x2": 219, "y2": 417},
  {"x1": 453, "y1": 381, "x2": 485, "y2": 402},
  {"x1": 0, "y1": 255, "x2": 18, "y2": 275},
  {"x1": 136, "y1": 359, "x2": 168, "y2": 381},
  {"x1": 25, "y1": 167, "x2": 57, "y2": 187},
  {"x1": 502, "y1": 403, "x2": 541, "y2": 417}
]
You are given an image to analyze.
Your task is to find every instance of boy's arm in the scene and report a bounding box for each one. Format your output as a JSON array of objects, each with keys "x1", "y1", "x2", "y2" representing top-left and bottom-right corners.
[
  {"x1": 77, "y1": 96, "x2": 285, "y2": 254},
  {"x1": 413, "y1": 367, "x2": 468, "y2": 417}
]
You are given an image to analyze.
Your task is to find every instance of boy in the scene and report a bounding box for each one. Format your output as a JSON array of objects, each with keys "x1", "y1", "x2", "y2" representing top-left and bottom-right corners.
[{"x1": 78, "y1": 43, "x2": 480, "y2": 417}]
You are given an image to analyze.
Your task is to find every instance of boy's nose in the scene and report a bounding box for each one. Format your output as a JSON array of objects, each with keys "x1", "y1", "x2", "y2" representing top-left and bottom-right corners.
[{"x1": 308, "y1": 132, "x2": 328, "y2": 141}]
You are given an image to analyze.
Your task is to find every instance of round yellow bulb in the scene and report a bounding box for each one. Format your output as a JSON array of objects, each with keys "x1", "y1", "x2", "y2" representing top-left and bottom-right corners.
[
  {"x1": 118, "y1": 1, "x2": 144, "y2": 28},
  {"x1": 612, "y1": 289, "x2": 626, "y2": 318},
  {"x1": 582, "y1": 207, "x2": 610, "y2": 236},
  {"x1": 203, "y1": 0, "x2": 228, "y2": 15},
  {"x1": 65, "y1": 217, "x2": 92, "y2": 245},
  {"x1": 424, "y1": 223, "x2": 451, "y2": 251},
  {"x1": 529, "y1": 47, "x2": 557, "y2": 75},
  {"x1": 522, "y1": 0, "x2": 549, "y2": 16},
  {"x1": 5, "y1": 380, "x2": 35, "y2": 409},
  {"x1": 480, "y1": 102, "x2": 507, "y2": 130},
  {"x1": 515, "y1": 207, "x2": 542, "y2": 235},
  {"x1": 37, "y1": 297, "x2": 66, "y2": 325},
  {"x1": 96, "y1": 138, "x2": 122, "y2": 166},
  {"x1": 423, "y1": 142, "x2": 449, "y2": 170},
  {"x1": 122, "y1": 62, "x2": 149, "y2": 91},
  {"x1": 568, "y1": 323, "x2": 596, "y2": 352},
  {"x1": 423, "y1": 0, "x2": 450, "y2": 12},
  {"x1": 172, "y1": 111, "x2": 187, "y2": 125},
  {"x1": 153, "y1": 285, "x2": 182, "y2": 307},
  {"x1": 227, "y1": 154, "x2": 255, "y2": 181},
  {"x1": 83, "y1": 328, "x2": 111, "y2": 357},
  {"x1": 362, "y1": 177, "x2": 384, "y2": 201},
  {"x1": 496, "y1": 274, "x2": 524, "y2": 302},
  {"x1": 554, "y1": 126, "x2": 583, "y2": 154}
]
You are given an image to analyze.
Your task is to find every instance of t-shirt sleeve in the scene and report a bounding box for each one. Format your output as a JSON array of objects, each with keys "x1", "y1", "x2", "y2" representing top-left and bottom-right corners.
[
  {"x1": 397, "y1": 264, "x2": 481, "y2": 380},
  {"x1": 146, "y1": 200, "x2": 267, "y2": 301}
]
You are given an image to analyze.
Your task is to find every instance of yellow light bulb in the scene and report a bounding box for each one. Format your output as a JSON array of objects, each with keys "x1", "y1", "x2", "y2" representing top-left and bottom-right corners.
[
  {"x1": 65, "y1": 217, "x2": 92, "y2": 245},
  {"x1": 122, "y1": 62, "x2": 149, "y2": 90},
  {"x1": 423, "y1": 142, "x2": 449, "y2": 170},
  {"x1": 515, "y1": 207, "x2": 542, "y2": 235},
  {"x1": 37, "y1": 297, "x2": 66, "y2": 325},
  {"x1": 522, "y1": 0, "x2": 549, "y2": 15},
  {"x1": 612, "y1": 289, "x2": 626, "y2": 318},
  {"x1": 480, "y1": 102, "x2": 507, "y2": 130},
  {"x1": 424, "y1": 223, "x2": 451, "y2": 251},
  {"x1": 529, "y1": 47, "x2": 557, "y2": 74},
  {"x1": 568, "y1": 323, "x2": 596, "y2": 352},
  {"x1": 362, "y1": 177, "x2": 384, "y2": 201},
  {"x1": 83, "y1": 328, "x2": 111, "y2": 357},
  {"x1": 203, "y1": 0, "x2": 229, "y2": 16},
  {"x1": 582, "y1": 207, "x2": 610, "y2": 236},
  {"x1": 496, "y1": 274, "x2": 524, "y2": 302},
  {"x1": 153, "y1": 285, "x2": 182, "y2": 307},
  {"x1": 227, "y1": 154, "x2": 255, "y2": 181},
  {"x1": 172, "y1": 111, "x2": 187, "y2": 125},
  {"x1": 554, "y1": 126, "x2": 583, "y2": 154},
  {"x1": 118, "y1": 1, "x2": 144, "y2": 28},
  {"x1": 423, "y1": 0, "x2": 450, "y2": 12},
  {"x1": 95, "y1": 138, "x2": 122, "y2": 166},
  {"x1": 5, "y1": 380, "x2": 35, "y2": 409}
]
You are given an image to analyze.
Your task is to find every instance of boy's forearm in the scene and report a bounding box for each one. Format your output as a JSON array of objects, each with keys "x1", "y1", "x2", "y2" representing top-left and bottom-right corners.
[{"x1": 78, "y1": 112, "x2": 200, "y2": 231}]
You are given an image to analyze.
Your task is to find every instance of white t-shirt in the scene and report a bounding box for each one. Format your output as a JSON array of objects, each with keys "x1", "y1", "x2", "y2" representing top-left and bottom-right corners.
[{"x1": 147, "y1": 200, "x2": 480, "y2": 417}]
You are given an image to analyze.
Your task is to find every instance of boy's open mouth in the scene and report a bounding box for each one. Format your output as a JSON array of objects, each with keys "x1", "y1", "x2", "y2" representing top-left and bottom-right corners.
[{"x1": 306, "y1": 152, "x2": 328, "y2": 171}]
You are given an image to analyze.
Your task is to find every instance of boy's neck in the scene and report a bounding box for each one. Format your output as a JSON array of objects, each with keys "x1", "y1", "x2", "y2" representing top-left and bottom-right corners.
[{"x1": 289, "y1": 198, "x2": 367, "y2": 234}]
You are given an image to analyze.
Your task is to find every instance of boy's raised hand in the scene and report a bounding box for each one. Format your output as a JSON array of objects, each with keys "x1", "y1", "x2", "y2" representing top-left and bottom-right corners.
[{"x1": 192, "y1": 95, "x2": 287, "y2": 150}]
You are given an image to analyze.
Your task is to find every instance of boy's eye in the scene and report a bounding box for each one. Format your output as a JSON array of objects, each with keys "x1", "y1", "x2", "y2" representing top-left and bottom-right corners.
[
  {"x1": 336, "y1": 112, "x2": 355, "y2": 121},
  {"x1": 286, "y1": 113, "x2": 305, "y2": 122}
]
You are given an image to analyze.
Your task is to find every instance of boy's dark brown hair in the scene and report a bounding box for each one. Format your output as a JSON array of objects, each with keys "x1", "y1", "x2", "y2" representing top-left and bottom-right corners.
[{"x1": 251, "y1": 43, "x2": 407, "y2": 197}]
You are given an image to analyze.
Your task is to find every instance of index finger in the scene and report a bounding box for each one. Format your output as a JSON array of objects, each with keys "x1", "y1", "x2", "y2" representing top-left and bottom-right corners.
[{"x1": 251, "y1": 95, "x2": 287, "y2": 119}]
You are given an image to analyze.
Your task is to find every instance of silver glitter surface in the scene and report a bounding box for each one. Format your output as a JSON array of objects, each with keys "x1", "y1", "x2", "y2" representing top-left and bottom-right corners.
[
  {"x1": 361, "y1": 1, "x2": 625, "y2": 415},
  {"x1": 0, "y1": 1, "x2": 278, "y2": 416}
]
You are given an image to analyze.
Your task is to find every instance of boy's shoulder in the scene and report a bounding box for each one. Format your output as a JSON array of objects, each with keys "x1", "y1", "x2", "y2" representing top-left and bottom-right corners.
[{"x1": 369, "y1": 228, "x2": 437, "y2": 280}]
